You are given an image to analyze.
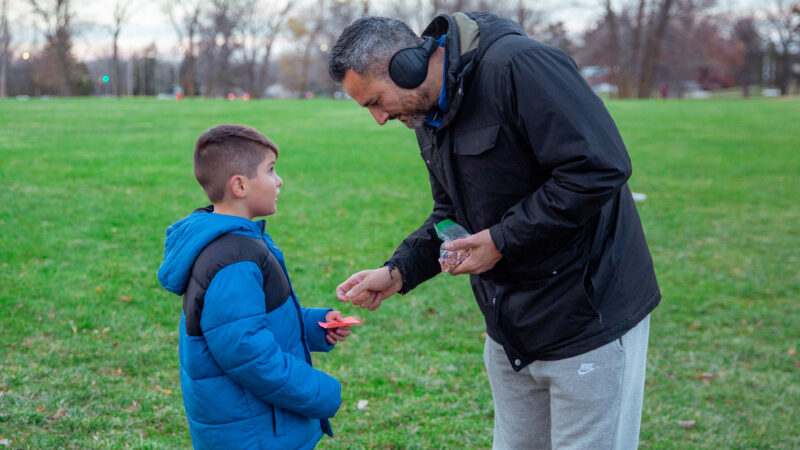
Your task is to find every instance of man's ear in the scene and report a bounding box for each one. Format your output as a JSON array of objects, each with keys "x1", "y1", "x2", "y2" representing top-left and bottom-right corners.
[{"x1": 229, "y1": 175, "x2": 247, "y2": 199}]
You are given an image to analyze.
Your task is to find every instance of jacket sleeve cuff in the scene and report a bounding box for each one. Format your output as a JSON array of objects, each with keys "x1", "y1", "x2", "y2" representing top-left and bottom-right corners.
[
  {"x1": 489, "y1": 222, "x2": 509, "y2": 256},
  {"x1": 303, "y1": 307, "x2": 335, "y2": 352}
]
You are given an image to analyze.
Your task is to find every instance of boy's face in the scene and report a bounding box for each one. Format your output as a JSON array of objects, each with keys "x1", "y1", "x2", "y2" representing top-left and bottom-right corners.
[{"x1": 245, "y1": 150, "x2": 282, "y2": 218}]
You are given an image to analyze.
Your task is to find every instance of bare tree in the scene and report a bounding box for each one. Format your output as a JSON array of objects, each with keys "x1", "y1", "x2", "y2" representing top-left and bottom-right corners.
[
  {"x1": 732, "y1": 16, "x2": 763, "y2": 97},
  {"x1": 637, "y1": 0, "x2": 674, "y2": 97},
  {"x1": 197, "y1": 0, "x2": 244, "y2": 97},
  {"x1": 163, "y1": 0, "x2": 202, "y2": 96},
  {"x1": 111, "y1": 0, "x2": 133, "y2": 97},
  {"x1": 766, "y1": 0, "x2": 800, "y2": 94},
  {"x1": 0, "y1": 0, "x2": 9, "y2": 98},
  {"x1": 239, "y1": 0, "x2": 293, "y2": 98},
  {"x1": 28, "y1": 0, "x2": 77, "y2": 96}
]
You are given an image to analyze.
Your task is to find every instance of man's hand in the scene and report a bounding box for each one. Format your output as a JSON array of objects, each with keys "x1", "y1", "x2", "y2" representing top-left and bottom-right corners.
[
  {"x1": 444, "y1": 229, "x2": 503, "y2": 275},
  {"x1": 335, "y1": 266, "x2": 403, "y2": 311},
  {"x1": 324, "y1": 310, "x2": 352, "y2": 345}
]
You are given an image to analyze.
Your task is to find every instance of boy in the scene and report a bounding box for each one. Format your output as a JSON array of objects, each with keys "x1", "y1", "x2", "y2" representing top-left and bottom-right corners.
[{"x1": 158, "y1": 125, "x2": 350, "y2": 449}]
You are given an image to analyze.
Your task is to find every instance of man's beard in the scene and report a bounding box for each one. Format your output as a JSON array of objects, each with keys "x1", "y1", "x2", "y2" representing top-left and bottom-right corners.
[{"x1": 397, "y1": 86, "x2": 437, "y2": 129}]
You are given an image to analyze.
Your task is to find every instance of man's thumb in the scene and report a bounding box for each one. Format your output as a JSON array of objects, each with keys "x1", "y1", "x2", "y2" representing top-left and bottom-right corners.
[
  {"x1": 345, "y1": 281, "x2": 367, "y2": 298},
  {"x1": 445, "y1": 236, "x2": 472, "y2": 251}
]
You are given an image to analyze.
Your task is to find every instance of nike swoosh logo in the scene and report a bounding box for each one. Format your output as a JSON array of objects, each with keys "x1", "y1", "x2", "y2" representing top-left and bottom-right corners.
[{"x1": 578, "y1": 364, "x2": 598, "y2": 375}]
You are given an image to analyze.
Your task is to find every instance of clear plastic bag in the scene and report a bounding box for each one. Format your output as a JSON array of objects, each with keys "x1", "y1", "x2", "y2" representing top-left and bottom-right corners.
[{"x1": 435, "y1": 219, "x2": 471, "y2": 273}]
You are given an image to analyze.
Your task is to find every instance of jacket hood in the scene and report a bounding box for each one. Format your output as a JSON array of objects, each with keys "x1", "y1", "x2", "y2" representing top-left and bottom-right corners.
[
  {"x1": 421, "y1": 12, "x2": 525, "y2": 129},
  {"x1": 157, "y1": 206, "x2": 264, "y2": 295}
]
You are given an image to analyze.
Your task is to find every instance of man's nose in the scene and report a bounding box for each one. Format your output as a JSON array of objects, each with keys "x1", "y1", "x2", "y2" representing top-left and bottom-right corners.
[{"x1": 368, "y1": 107, "x2": 389, "y2": 126}]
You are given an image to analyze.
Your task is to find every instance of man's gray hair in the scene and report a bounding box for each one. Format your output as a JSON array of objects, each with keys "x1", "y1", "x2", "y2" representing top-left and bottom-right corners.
[{"x1": 328, "y1": 16, "x2": 422, "y2": 82}]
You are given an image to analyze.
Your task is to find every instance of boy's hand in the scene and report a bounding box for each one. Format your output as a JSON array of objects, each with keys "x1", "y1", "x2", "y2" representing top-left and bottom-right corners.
[
  {"x1": 324, "y1": 310, "x2": 352, "y2": 345},
  {"x1": 336, "y1": 266, "x2": 403, "y2": 311}
]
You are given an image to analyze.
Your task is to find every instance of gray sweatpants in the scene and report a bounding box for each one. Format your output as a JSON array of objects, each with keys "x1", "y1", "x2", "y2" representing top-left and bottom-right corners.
[{"x1": 484, "y1": 315, "x2": 650, "y2": 450}]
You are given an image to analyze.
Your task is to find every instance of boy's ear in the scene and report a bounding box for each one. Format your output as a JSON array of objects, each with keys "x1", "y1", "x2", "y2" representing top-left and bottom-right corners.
[{"x1": 229, "y1": 175, "x2": 247, "y2": 199}]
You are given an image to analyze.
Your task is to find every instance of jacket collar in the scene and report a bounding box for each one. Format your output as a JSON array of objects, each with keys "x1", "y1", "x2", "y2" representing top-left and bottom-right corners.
[{"x1": 421, "y1": 12, "x2": 525, "y2": 131}]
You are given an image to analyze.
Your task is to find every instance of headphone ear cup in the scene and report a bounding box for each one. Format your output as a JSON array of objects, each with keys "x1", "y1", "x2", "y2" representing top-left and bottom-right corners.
[
  {"x1": 389, "y1": 37, "x2": 439, "y2": 89},
  {"x1": 389, "y1": 48, "x2": 430, "y2": 89}
]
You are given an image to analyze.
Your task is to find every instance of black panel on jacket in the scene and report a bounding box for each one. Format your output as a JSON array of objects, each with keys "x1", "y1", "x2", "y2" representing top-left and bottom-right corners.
[{"x1": 183, "y1": 233, "x2": 291, "y2": 336}]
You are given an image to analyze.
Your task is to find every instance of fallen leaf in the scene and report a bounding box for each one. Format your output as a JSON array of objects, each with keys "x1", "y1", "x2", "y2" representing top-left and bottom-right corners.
[
  {"x1": 124, "y1": 401, "x2": 140, "y2": 412},
  {"x1": 155, "y1": 385, "x2": 172, "y2": 394},
  {"x1": 102, "y1": 327, "x2": 110, "y2": 334},
  {"x1": 427, "y1": 367, "x2": 438, "y2": 375},
  {"x1": 35, "y1": 405, "x2": 45, "y2": 412},
  {"x1": 789, "y1": 349, "x2": 797, "y2": 356},
  {"x1": 697, "y1": 373, "x2": 715, "y2": 381},
  {"x1": 794, "y1": 360, "x2": 799, "y2": 368},
  {"x1": 678, "y1": 420, "x2": 696, "y2": 429},
  {"x1": 91, "y1": 380, "x2": 97, "y2": 386},
  {"x1": 96, "y1": 286, "x2": 103, "y2": 293},
  {"x1": 744, "y1": 363, "x2": 751, "y2": 370},
  {"x1": 119, "y1": 296, "x2": 133, "y2": 303},
  {"x1": 115, "y1": 367, "x2": 123, "y2": 377},
  {"x1": 689, "y1": 322, "x2": 700, "y2": 330},
  {"x1": 68, "y1": 321, "x2": 77, "y2": 334},
  {"x1": 356, "y1": 399, "x2": 369, "y2": 410},
  {"x1": 55, "y1": 408, "x2": 66, "y2": 416},
  {"x1": 47, "y1": 313, "x2": 55, "y2": 319}
]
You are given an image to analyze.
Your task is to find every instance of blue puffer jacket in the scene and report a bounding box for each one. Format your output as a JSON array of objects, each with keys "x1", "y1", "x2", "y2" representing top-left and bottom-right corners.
[{"x1": 158, "y1": 208, "x2": 341, "y2": 449}]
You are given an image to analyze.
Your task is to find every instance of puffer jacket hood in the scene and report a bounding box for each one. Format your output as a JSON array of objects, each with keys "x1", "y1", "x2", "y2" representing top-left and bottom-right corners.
[{"x1": 158, "y1": 206, "x2": 263, "y2": 295}]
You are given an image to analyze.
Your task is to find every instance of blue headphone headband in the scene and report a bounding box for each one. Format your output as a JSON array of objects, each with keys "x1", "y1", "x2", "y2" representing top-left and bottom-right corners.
[{"x1": 389, "y1": 37, "x2": 438, "y2": 89}]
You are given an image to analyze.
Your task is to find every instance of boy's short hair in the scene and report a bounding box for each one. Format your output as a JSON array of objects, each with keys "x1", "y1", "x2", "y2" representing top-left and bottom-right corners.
[{"x1": 194, "y1": 125, "x2": 279, "y2": 203}]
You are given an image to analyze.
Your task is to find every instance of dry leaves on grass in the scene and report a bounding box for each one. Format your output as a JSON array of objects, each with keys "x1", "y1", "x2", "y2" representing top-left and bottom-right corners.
[
  {"x1": 678, "y1": 420, "x2": 697, "y2": 429},
  {"x1": 119, "y1": 296, "x2": 133, "y2": 303},
  {"x1": 124, "y1": 401, "x2": 140, "y2": 413},
  {"x1": 154, "y1": 385, "x2": 172, "y2": 394},
  {"x1": 356, "y1": 400, "x2": 369, "y2": 410}
]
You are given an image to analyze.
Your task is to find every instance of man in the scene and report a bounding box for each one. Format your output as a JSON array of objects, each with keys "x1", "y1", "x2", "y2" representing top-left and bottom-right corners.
[{"x1": 329, "y1": 13, "x2": 660, "y2": 449}]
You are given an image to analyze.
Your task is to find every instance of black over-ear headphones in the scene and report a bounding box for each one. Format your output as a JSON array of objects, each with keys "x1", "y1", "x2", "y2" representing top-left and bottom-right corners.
[{"x1": 388, "y1": 37, "x2": 438, "y2": 89}]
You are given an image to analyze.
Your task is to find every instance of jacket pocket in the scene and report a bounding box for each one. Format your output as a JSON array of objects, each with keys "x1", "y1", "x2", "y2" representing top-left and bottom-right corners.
[
  {"x1": 454, "y1": 124, "x2": 500, "y2": 156},
  {"x1": 495, "y1": 254, "x2": 599, "y2": 359},
  {"x1": 505, "y1": 234, "x2": 585, "y2": 285}
]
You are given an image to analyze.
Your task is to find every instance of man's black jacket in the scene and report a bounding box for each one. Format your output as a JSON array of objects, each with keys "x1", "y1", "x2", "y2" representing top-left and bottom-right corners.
[{"x1": 386, "y1": 12, "x2": 661, "y2": 370}]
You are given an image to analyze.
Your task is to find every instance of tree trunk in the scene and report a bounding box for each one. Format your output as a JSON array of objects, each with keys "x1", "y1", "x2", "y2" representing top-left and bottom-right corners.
[
  {"x1": 631, "y1": 0, "x2": 646, "y2": 85},
  {"x1": 637, "y1": 0, "x2": 673, "y2": 98},
  {"x1": 604, "y1": 0, "x2": 630, "y2": 98},
  {"x1": 113, "y1": 32, "x2": 121, "y2": 96},
  {"x1": 0, "y1": 0, "x2": 8, "y2": 98}
]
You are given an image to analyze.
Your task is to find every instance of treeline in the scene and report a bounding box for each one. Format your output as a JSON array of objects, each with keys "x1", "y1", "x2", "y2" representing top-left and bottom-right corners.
[{"x1": 0, "y1": 0, "x2": 798, "y2": 99}]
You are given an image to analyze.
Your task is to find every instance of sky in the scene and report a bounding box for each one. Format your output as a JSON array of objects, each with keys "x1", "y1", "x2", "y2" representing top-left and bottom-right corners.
[{"x1": 6, "y1": 0, "x2": 778, "y2": 61}]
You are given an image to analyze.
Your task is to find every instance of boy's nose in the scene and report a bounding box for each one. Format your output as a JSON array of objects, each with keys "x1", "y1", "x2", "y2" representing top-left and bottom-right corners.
[{"x1": 368, "y1": 107, "x2": 389, "y2": 126}]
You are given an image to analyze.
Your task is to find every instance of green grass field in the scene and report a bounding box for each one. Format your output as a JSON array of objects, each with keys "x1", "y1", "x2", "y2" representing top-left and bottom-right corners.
[{"x1": 1, "y1": 96, "x2": 798, "y2": 448}]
